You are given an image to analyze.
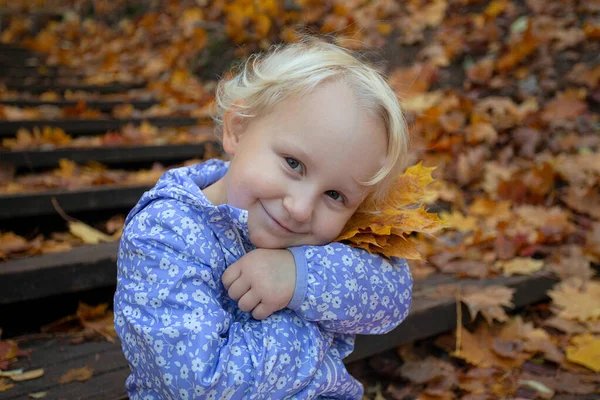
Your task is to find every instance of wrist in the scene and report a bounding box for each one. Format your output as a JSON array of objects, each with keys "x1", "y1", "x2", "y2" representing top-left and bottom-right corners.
[{"x1": 287, "y1": 247, "x2": 308, "y2": 310}]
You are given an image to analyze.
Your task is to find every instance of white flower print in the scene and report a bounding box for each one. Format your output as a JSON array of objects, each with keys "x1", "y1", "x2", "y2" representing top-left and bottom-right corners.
[
  {"x1": 155, "y1": 356, "x2": 167, "y2": 367},
  {"x1": 154, "y1": 340, "x2": 164, "y2": 353},
  {"x1": 176, "y1": 292, "x2": 189, "y2": 303},
  {"x1": 159, "y1": 258, "x2": 170, "y2": 270},
  {"x1": 342, "y1": 255, "x2": 353, "y2": 266},
  {"x1": 158, "y1": 288, "x2": 169, "y2": 300},
  {"x1": 134, "y1": 293, "x2": 148, "y2": 306},
  {"x1": 168, "y1": 264, "x2": 179, "y2": 277},
  {"x1": 113, "y1": 162, "x2": 412, "y2": 400}
]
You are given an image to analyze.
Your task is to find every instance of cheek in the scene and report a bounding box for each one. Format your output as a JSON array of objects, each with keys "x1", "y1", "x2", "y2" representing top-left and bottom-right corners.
[{"x1": 313, "y1": 210, "x2": 352, "y2": 243}]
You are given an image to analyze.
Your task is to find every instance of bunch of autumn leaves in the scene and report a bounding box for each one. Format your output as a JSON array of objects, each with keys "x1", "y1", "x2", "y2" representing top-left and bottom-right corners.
[{"x1": 336, "y1": 163, "x2": 443, "y2": 260}]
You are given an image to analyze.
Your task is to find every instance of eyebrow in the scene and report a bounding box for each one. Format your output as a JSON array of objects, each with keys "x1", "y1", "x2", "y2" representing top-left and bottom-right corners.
[{"x1": 278, "y1": 138, "x2": 314, "y2": 169}]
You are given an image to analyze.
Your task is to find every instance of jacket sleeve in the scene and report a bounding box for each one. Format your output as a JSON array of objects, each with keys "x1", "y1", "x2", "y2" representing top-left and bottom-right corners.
[
  {"x1": 286, "y1": 243, "x2": 413, "y2": 335},
  {"x1": 113, "y1": 199, "x2": 343, "y2": 399}
]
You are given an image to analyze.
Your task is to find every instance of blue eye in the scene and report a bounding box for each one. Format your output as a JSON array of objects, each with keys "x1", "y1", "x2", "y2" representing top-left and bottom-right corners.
[
  {"x1": 325, "y1": 190, "x2": 343, "y2": 202},
  {"x1": 286, "y1": 157, "x2": 302, "y2": 172}
]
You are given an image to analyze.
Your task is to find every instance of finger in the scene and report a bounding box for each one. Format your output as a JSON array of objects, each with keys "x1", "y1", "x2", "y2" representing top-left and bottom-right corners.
[
  {"x1": 227, "y1": 278, "x2": 251, "y2": 301},
  {"x1": 237, "y1": 290, "x2": 260, "y2": 313},
  {"x1": 252, "y1": 303, "x2": 274, "y2": 320},
  {"x1": 221, "y1": 263, "x2": 241, "y2": 290}
]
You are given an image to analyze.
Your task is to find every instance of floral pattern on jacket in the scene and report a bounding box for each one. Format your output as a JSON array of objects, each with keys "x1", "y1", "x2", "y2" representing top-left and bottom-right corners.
[{"x1": 114, "y1": 159, "x2": 413, "y2": 399}]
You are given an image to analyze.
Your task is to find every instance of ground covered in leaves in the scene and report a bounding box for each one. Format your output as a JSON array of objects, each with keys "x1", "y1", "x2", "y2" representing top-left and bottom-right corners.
[{"x1": 0, "y1": 0, "x2": 599, "y2": 398}]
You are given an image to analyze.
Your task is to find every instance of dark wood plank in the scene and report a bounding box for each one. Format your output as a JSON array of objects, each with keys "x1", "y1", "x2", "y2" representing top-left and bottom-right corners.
[
  {"x1": 0, "y1": 272, "x2": 558, "y2": 399},
  {"x1": 1, "y1": 140, "x2": 218, "y2": 169},
  {"x1": 5, "y1": 343, "x2": 128, "y2": 399},
  {"x1": 2, "y1": 82, "x2": 147, "y2": 95},
  {"x1": 0, "y1": 185, "x2": 151, "y2": 219},
  {"x1": 346, "y1": 272, "x2": 557, "y2": 362},
  {"x1": 0, "y1": 66, "x2": 82, "y2": 77},
  {"x1": 0, "y1": 117, "x2": 199, "y2": 136},
  {"x1": 0, "y1": 242, "x2": 119, "y2": 304},
  {"x1": 0, "y1": 100, "x2": 158, "y2": 111}
]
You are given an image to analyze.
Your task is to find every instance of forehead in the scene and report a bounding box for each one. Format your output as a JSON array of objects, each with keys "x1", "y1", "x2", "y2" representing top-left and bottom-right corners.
[{"x1": 266, "y1": 80, "x2": 388, "y2": 187}]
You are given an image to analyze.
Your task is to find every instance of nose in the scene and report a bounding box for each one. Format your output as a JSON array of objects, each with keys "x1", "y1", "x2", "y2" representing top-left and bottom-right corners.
[{"x1": 283, "y1": 190, "x2": 315, "y2": 223}]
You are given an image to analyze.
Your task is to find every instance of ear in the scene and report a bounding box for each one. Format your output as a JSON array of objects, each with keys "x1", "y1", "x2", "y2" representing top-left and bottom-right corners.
[{"x1": 222, "y1": 107, "x2": 246, "y2": 156}]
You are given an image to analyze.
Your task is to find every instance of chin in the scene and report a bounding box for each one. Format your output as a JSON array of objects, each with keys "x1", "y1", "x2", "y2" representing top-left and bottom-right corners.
[{"x1": 248, "y1": 230, "x2": 290, "y2": 249}]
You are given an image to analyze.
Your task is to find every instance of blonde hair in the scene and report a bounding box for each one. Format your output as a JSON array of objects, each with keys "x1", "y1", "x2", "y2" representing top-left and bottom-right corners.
[{"x1": 213, "y1": 36, "x2": 409, "y2": 201}]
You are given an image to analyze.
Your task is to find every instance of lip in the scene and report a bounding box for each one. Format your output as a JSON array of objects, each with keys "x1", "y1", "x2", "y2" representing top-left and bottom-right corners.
[{"x1": 261, "y1": 203, "x2": 295, "y2": 234}]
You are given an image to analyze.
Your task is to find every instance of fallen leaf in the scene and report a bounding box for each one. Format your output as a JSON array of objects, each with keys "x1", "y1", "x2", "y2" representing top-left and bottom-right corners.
[
  {"x1": 399, "y1": 357, "x2": 455, "y2": 384},
  {"x1": 0, "y1": 232, "x2": 31, "y2": 255},
  {"x1": 68, "y1": 221, "x2": 118, "y2": 245},
  {"x1": 0, "y1": 378, "x2": 14, "y2": 392},
  {"x1": 518, "y1": 379, "x2": 554, "y2": 399},
  {"x1": 461, "y1": 285, "x2": 515, "y2": 325},
  {"x1": 29, "y1": 392, "x2": 47, "y2": 398},
  {"x1": 543, "y1": 317, "x2": 586, "y2": 335},
  {"x1": 494, "y1": 257, "x2": 544, "y2": 276},
  {"x1": 58, "y1": 366, "x2": 93, "y2": 384},
  {"x1": 548, "y1": 278, "x2": 600, "y2": 322},
  {"x1": 565, "y1": 333, "x2": 600, "y2": 372},
  {"x1": 10, "y1": 369, "x2": 44, "y2": 382}
]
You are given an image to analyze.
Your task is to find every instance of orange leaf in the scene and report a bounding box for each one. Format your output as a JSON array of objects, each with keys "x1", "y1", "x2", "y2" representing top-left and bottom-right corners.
[{"x1": 336, "y1": 163, "x2": 444, "y2": 259}]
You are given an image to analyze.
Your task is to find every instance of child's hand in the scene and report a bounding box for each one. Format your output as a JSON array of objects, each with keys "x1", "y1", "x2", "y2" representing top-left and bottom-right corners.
[{"x1": 222, "y1": 249, "x2": 296, "y2": 320}]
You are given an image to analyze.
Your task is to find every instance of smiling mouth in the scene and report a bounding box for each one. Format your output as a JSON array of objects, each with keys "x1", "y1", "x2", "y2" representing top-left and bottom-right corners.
[{"x1": 261, "y1": 203, "x2": 295, "y2": 233}]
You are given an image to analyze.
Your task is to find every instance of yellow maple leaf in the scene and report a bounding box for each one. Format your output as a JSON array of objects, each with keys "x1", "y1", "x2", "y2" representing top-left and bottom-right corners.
[
  {"x1": 566, "y1": 333, "x2": 600, "y2": 372},
  {"x1": 336, "y1": 163, "x2": 444, "y2": 259},
  {"x1": 494, "y1": 257, "x2": 544, "y2": 276},
  {"x1": 548, "y1": 278, "x2": 600, "y2": 322}
]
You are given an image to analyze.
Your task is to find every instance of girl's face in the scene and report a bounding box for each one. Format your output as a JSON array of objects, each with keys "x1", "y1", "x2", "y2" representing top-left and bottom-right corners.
[{"x1": 220, "y1": 80, "x2": 388, "y2": 249}]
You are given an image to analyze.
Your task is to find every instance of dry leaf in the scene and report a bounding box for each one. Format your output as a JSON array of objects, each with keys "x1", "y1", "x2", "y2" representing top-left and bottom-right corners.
[
  {"x1": 10, "y1": 369, "x2": 44, "y2": 382},
  {"x1": 399, "y1": 357, "x2": 455, "y2": 384},
  {"x1": 461, "y1": 285, "x2": 515, "y2": 325},
  {"x1": 28, "y1": 392, "x2": 48, "y2": 399},
  {"x1": 565, "y1": 333, "x2": 600, "y2": 372},
  {"x1": 68, "y1": 221, "x2": 119, "y2": 245},
  {"x1": 0, "y1": 378, "x2": 14, "y2": 392},
  {"x1": 548, "y1": 278, "x2": 600, "y2": 322},
  {"x1": 494, "y1": 257, "x2": 544, "y2": 276},
  {"x1": 58, "y1": 366, "x2": 94, "y2": 384},
  {"x1": 447, "y1": 322, "x2": 529, "y2": 370},
  {"x1": 336, "y1": 163, "x2": 444, "y2": 259}
]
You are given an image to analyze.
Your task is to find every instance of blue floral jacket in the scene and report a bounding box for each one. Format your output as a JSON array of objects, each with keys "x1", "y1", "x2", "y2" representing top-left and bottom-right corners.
[{"x1": 113, "y1": 159, "x2": 413, "y2": 399}]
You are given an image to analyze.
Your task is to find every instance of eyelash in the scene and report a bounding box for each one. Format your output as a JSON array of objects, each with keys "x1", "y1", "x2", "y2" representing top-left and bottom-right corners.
[{"x1": 284, "y1": 157, "x2": 345, "y2": 204}]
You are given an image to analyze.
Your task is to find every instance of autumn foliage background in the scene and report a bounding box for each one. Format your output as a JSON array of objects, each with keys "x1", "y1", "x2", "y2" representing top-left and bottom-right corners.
[{"x1": 0, "y1": 0, "x2": 599, "y2": 398}]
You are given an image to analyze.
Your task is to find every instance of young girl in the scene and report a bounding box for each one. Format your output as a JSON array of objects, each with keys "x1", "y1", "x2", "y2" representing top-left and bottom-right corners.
[{"x1": 114, "y1": 37, "x2": 413, "y2": 399}]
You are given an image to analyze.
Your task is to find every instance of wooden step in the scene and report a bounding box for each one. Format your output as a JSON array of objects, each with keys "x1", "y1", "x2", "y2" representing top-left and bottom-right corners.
[
  {"x1": 0, "y1": 66, "x2": 83, "y2": 77},
  {"x1": 0, "y1": 117, "x2": 200, "y2": 136},
  {"x1": 0, "y1": 99, "x2": 159, "y2": 111},
  {"x1": 0, "y1": 185, "x2": 151, "y2": 219},
  {"x1": 2, "y1": 271, "x2": 558, "y2": 400},
  {"x1": 2, "y1": 82, "x2": 147, "y2": 94},
  {"x1": 0, "y1": 242, "x2": 119, "y2": 304},
  {"x1": 1, "y1": 140, "x2": 219, "y2": 169}
]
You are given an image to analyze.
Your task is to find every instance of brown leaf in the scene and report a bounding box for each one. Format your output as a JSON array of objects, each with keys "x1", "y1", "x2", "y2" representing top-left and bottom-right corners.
[
  {"x1": 491, "y1": 338, "x2": 525, "y2": 359},
  {"x1": 9, "y1": 369, "x2": 44, "y2": 382},
  {"x1": 562, "y1": 187, "x2": 600, "y2": 219},
  {"x1": 58, "y1": 366, "x2": 93, "y2": 384},
  {"x1": 543, "y1": 316, "x2": 586, "y2": 335},
  {"x1": 461, "y1": 285, "x2": 516, "y2": 325},
  {"x1": 549, "y1": 278, "x2": 600, "y2": 322},
  {"x1": 399, "y1": 357, "x2": 455, "y2": 384},
  {"x1": 451, "y1": 322, "x2": 529, "y2": 370},
  {"x1": 542, "y1": 91, "x2": 588, "y2": 122},
  {"x1": 438, "y1": 260, "x2": 490, "y2": 279},
  {"x1": 493, "y1": 257, "x2": 544, "y2": 276},
  {"x1": 0, "y1": 232, "x2": 31, "y2": 256},
  {"x1": 336, "y1": 163, "x2": 444, "y2": 259}
]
